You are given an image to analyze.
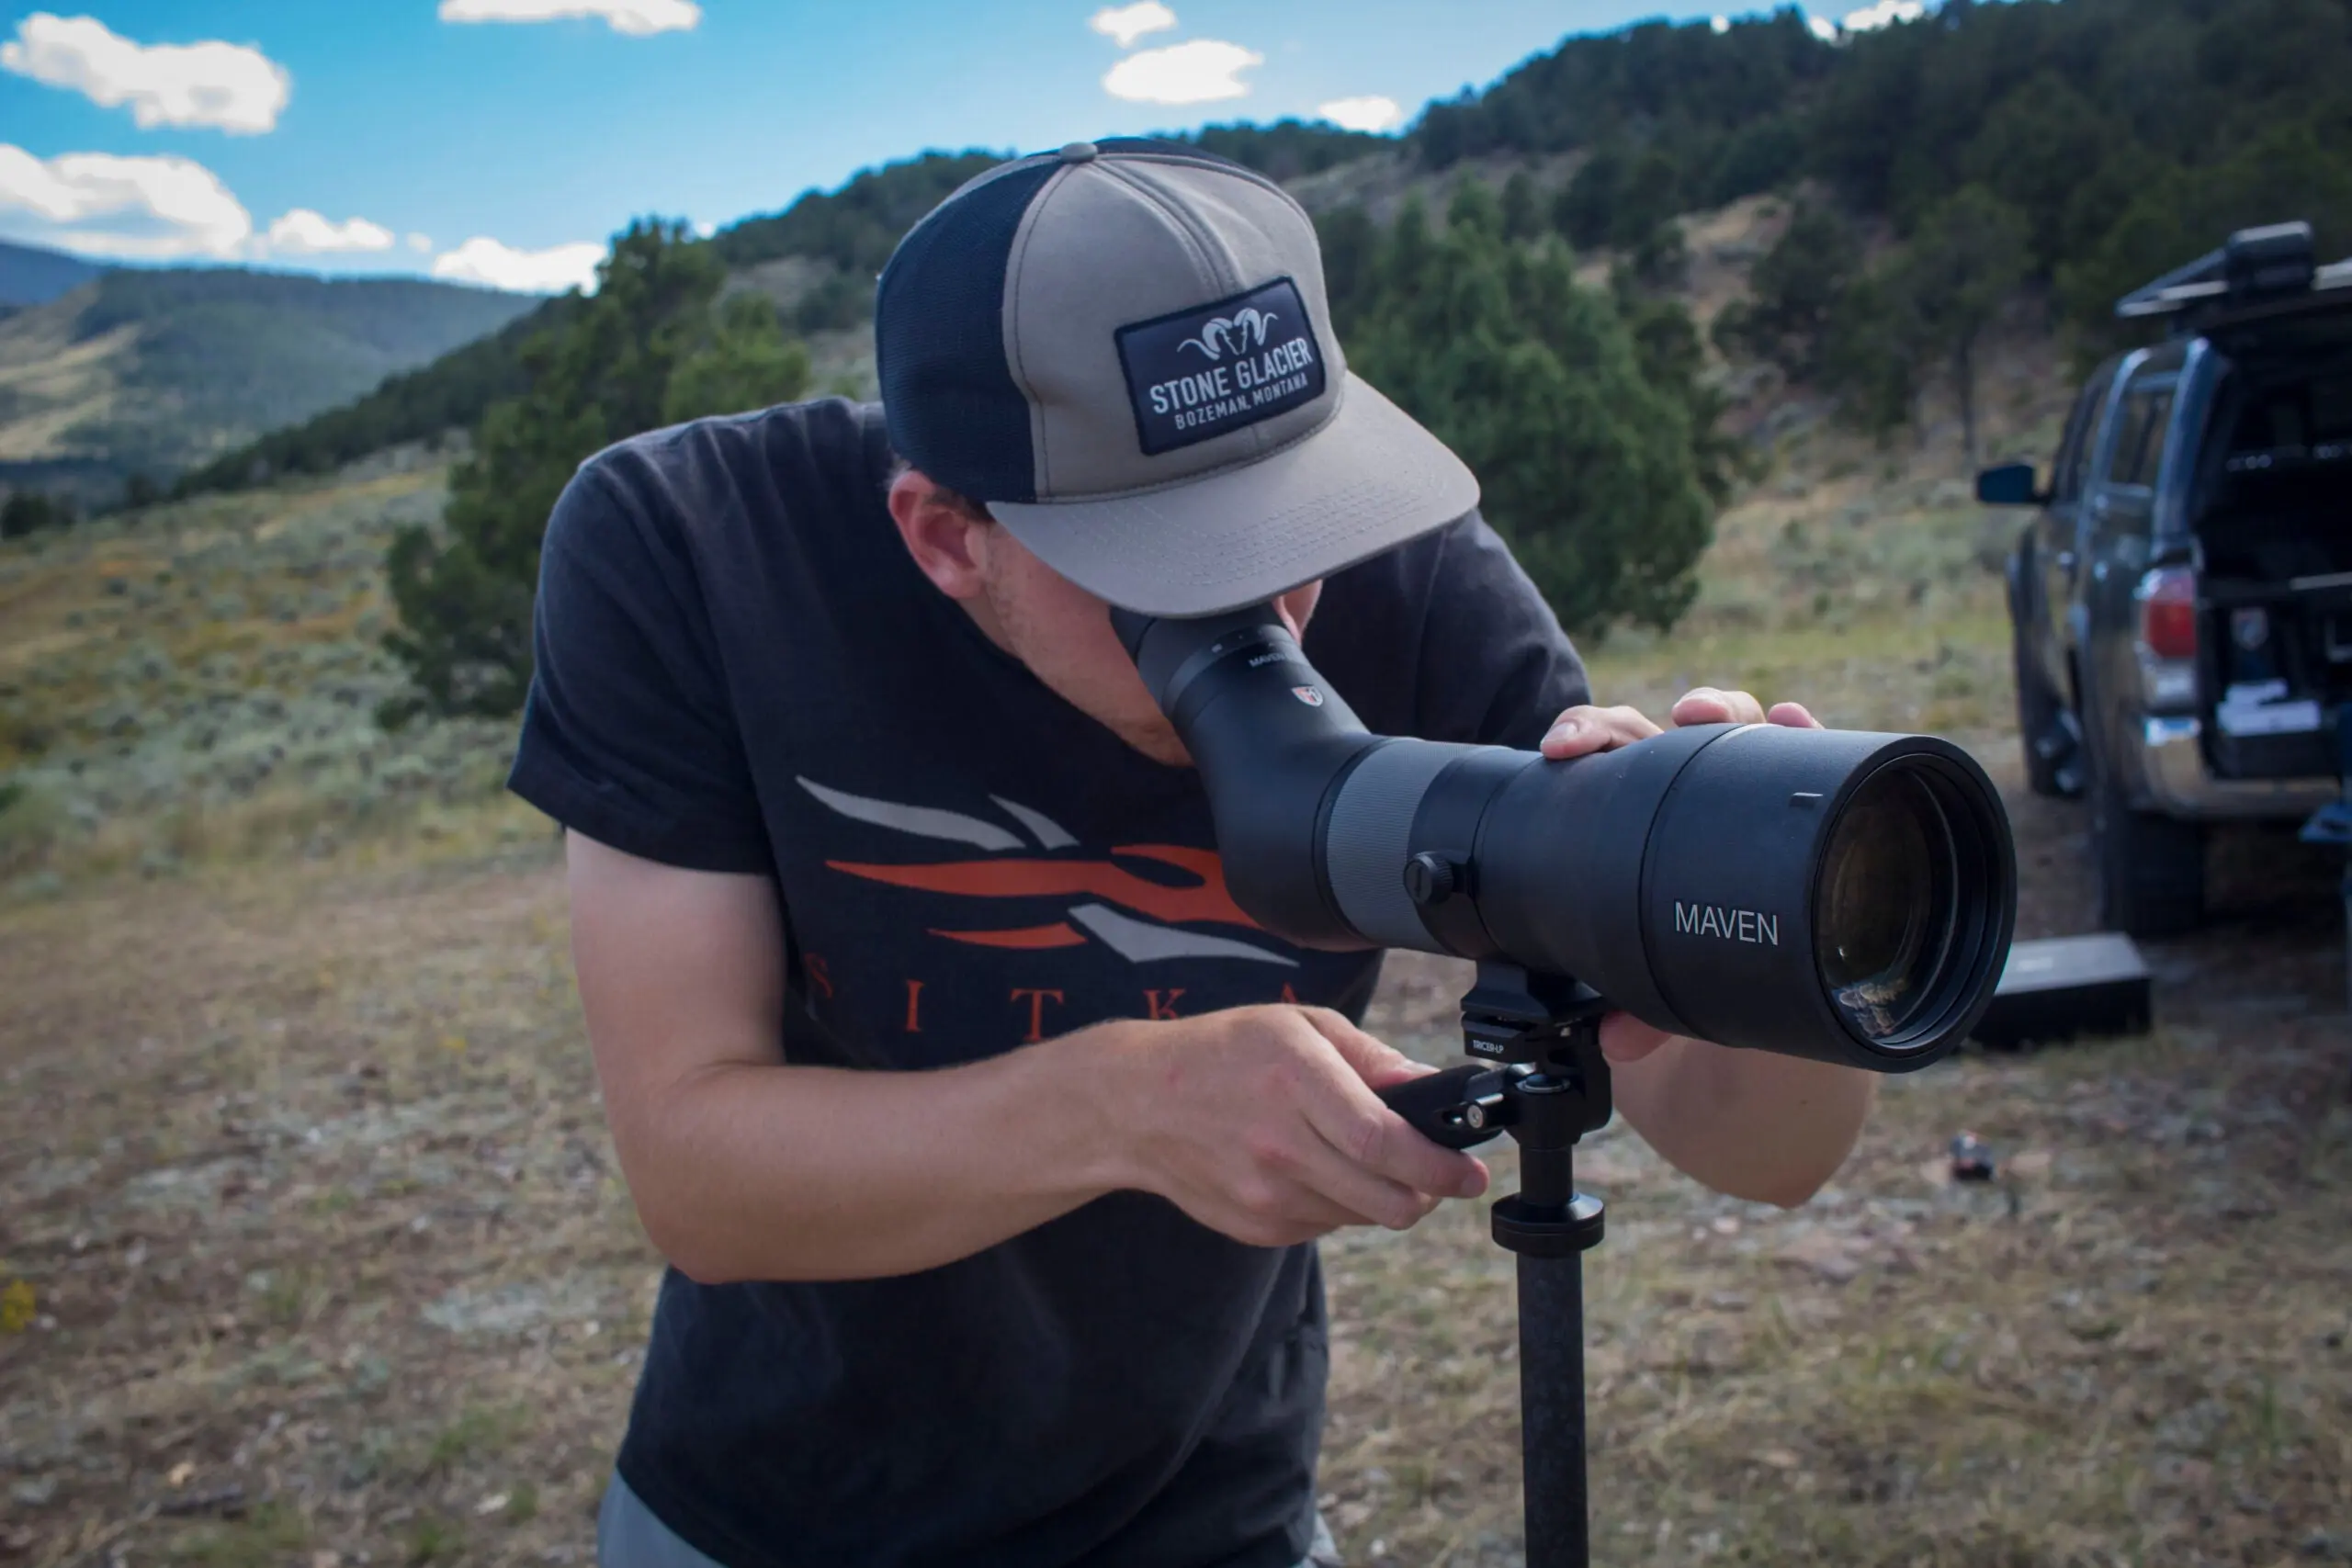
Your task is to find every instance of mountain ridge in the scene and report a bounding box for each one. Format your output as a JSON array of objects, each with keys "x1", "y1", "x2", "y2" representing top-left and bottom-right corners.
[
  {"x1": 35, "y1": 0, "x2": 2352, "y2": 504},
  {"x1": 0, "y1": 240, "x2": 105, "y2": 312},
  {"x1": 0, "y1": 266, "x2": 537, "y2": 504}
]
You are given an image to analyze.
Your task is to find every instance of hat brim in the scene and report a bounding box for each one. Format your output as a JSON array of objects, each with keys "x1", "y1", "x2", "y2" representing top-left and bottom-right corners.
[{"x1": 985, "y1": 373, "x2": 1479, "y2": 617}]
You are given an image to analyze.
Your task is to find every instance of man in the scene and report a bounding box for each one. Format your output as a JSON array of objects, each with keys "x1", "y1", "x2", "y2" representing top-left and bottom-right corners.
[{"x1": 512, "y1": 140, "x2": 1867, "y2": 1568}]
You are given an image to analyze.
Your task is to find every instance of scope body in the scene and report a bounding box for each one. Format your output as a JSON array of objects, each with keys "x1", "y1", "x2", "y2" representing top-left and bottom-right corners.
[{"x1": 1115, "y1": 603, "x2": 2018, "y2": 1072}]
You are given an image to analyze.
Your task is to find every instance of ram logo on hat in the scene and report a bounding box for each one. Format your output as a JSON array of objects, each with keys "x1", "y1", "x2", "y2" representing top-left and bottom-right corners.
[
  {"x1": 1176, "y1": 306, "x2": 1279, "y2": 361},
  {"x1": 874, "y1": 137, "x2": 1480, "y2": 618}
]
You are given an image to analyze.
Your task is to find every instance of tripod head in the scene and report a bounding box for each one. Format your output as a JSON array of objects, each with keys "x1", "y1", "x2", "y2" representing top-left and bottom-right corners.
[
  {"x1": 1380, "y1": 961, "x2": 1612, "y2": 1246},
  {"x1": 1378, "y1": 964, "x2": 1611, "y2": 1151}
]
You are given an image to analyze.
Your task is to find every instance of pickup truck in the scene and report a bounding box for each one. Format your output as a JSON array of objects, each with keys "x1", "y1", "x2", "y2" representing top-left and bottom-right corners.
[{"x1": 1984, "y1": 220, "x2": 2352, "y2": 937}]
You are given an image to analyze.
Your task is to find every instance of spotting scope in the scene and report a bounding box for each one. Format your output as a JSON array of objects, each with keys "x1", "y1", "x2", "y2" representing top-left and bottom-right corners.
[{"x1": 1112, "y1": 602, "x2": 2017, "y2": 1069}]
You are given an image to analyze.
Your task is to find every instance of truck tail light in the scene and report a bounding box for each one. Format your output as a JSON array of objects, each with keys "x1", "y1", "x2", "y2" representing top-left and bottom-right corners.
[{"x1": 2136, "y1": 567, "x2": 2198, "y2": 660}]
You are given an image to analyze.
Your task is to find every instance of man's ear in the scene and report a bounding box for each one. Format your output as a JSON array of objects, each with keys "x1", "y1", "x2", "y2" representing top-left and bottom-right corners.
[{"x1": 888, "y1": 468, "x2": 989, "y2": 602}]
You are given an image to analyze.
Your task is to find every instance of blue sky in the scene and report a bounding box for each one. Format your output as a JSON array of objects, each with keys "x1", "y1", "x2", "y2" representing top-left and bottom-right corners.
[{"x1": 0, "y1": 1, "x2": 1882, "y2": 292}]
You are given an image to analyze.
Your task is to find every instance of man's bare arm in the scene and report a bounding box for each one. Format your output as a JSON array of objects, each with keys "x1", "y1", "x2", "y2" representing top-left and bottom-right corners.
[
  {"x1": 1601, "y1": 1033, "x2": 1874, "y2": 1207},
  {"x1": 564, "y1": 832, "x2": 1485, "y2": 1283},
  {"x1": 1539, "y1": 687, "x2": 1875, "y2": 1208}
]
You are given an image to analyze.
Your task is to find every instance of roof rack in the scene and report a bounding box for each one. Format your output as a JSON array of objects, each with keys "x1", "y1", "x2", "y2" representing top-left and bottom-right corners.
[{"x1": 2117, "y1": 220, "x2": 2352, "y2": 326}]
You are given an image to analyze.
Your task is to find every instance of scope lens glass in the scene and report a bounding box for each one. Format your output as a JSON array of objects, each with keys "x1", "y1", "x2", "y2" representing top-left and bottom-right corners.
[{"x1": 1815, "y1": 768, "x2": 1957, "y2": 1044}]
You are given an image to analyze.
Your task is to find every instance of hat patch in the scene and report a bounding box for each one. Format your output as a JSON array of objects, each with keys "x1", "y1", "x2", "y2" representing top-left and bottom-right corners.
[{"x1": 1114, "y1": 276, "x2": 1326, "y2": 457}]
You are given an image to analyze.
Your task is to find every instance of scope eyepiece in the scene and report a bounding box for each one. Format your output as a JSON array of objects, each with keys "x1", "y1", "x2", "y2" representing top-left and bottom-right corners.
[{"x1": 1112, "y1": 603, "x2": 2018, "y2": 1072}]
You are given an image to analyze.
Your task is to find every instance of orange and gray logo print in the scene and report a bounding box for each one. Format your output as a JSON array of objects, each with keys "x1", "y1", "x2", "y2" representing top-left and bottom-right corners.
[{"x1": 797, "y1": 776, "x2": 1297, "y2": 967}]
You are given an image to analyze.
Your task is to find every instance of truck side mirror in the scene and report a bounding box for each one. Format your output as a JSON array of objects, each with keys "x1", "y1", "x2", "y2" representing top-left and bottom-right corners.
[{"x1": 1975, "y1": 462, "x2": 2045, "y2": 507}]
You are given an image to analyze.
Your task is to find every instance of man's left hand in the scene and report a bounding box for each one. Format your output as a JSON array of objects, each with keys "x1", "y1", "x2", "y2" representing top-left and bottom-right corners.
[{"x1": 1534, "y1": 686, "x2": 1821, "y2": 1066}]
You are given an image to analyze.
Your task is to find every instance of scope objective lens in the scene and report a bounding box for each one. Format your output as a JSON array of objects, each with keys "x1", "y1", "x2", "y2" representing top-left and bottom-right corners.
[{"x1": 1814, "y1": 765, "x2": 1961, "y2": 1047}]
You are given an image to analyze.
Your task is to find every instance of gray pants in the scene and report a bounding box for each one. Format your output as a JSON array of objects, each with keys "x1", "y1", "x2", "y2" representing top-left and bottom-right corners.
[{"x1": 597, "y1": 1472, "x2": 1343, "y2": 1568}]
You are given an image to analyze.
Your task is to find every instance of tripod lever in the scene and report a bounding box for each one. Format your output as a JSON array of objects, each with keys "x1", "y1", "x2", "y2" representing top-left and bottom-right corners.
[{"x1": 1376, "y1": 1063, "x2": 1524, "y2": 1150}]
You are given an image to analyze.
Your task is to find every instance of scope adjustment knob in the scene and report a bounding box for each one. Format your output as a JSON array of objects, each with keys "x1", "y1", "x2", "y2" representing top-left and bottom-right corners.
[{"x1": 1402, "y1": 852, "x2": 1461, "y2": 908}]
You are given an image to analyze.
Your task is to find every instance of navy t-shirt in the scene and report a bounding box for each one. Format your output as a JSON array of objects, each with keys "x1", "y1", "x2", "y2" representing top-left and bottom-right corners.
[{"x1": 508, "y1": 398, "x2": 1589, "y2": 1568}]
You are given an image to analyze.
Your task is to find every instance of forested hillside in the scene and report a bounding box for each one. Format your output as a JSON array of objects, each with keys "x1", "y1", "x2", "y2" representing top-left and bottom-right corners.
[
  {"x1": 1417, "y1": 0, "x2": 2350, "y2": 318},
  {"x1": 0, "y1": 268, "x2": 536, "y2": 505},
  {"x1": 171, "y1": 123, "x2": 1390, "y2": 495},
  {"x1": 152, "y1": 0, "x2": 2352, "y2": 718},
  {"x1": 185, "y1": 0, "x2": 2352, "y2": 510},
  {"x1": 0, "y1": 240, "x2": 102, "y2": 311}
]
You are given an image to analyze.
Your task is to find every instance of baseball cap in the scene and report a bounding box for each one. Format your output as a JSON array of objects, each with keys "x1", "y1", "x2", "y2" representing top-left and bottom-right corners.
[{"x1": 874, "y1": 138, "x2": 1479, "y2": 618}]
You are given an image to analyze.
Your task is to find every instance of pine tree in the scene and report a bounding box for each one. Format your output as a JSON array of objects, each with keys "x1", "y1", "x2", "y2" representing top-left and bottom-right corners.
[
  {"x1": 1499, "y1": 170, "x2": 1543, "y2": 242},
  {"x1": 1712, "y1": 202, "x2": 1865, "y2": 381},
  {"x1": 665, "y1": 294, "x2": 813, "y2": 425},
  {"x1": 0, "y1": 491, "x2": 75, "y2": 538},
  {"x1": 382, "y1": 220, "x2": 810, "y2": 723},
  {"x1": 1820, "y1": 266, "x2": 1931, "y2": 438},
  {"x1": 1905, "y1": 186, "x2": 2030, "y2": 461},
  {"x1": 1346, "y1": 200, "x2": 1714, "y2": 637}
]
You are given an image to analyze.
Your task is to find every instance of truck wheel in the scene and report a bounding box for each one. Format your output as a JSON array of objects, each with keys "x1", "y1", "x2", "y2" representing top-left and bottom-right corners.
[
  {"x1": 2085, "y1": 713, "x2": 2205, "y2": 937},
  {"x1": 2010, "y1": 615, "x2": 2075, "y2": 797}
]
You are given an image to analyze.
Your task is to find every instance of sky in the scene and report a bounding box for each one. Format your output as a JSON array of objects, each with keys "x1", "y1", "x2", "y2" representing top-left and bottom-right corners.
[{"x1": 0, "y1": 0, "x2": 1920, "y2": 295}]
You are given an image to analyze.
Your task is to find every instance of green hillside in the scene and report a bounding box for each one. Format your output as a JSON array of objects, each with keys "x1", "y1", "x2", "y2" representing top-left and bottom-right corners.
[
  {"x1": 0, "y1": 267, "x2": 537, "y2": 504},
  {"x1": 148, "y1": 0, "x2": 2352, "y2": 509},
  {"x1": 0, "y1": 239, "x2": 103, "y2": 310},
  {"x1": 176, "y1": 124, "x2": 1390, "y2": 494},
  {"x1": 1411, "y1": 0, "x2": 2351, "y2": 335}
]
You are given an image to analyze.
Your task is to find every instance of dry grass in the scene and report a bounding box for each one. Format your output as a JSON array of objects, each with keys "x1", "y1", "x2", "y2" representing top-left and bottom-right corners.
[
  {"x1": 2, "y1": 767, "x2": 2346, "y2": 1568},
  {"x1": 0, "y1": 853, "x2": 644, "y2": 1568},
  {"x1": 0, "y1": 460, "x2": 526, "y2": 895},
  {"x1": 5, "y1": 270, "x2": 2348, "y2": 1567},
  {"x1": 1326, "y1": 965, "x2": 2352, "y2": 1565}
]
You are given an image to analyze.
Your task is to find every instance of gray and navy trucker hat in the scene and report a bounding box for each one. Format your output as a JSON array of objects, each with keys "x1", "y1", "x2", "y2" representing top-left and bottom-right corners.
[{"x1": 874, "y1": 137, "x2": 1479, "y2": 618}]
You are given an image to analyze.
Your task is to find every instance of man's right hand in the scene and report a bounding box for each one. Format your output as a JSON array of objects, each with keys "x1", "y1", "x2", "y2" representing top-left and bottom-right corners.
[
  {"x1": 1097, "y1": 1005, "x2": 1490, "y2": 1248},
  {"x1": 572, "y1": 830, "x2": 1486, "y2": 1280}
]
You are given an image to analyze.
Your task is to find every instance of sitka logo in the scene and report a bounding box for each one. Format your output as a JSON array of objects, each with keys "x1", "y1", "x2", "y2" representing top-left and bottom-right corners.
[
  {"x1": 1179, "y1": 307, "x2": 1277, "y2": 361},
  {"x1": 797, "y1": 777, "x2": 1297, "y2": 967},
  {"x1": 1116, "y1": 276, "x2": 1326, "y2": 457}
]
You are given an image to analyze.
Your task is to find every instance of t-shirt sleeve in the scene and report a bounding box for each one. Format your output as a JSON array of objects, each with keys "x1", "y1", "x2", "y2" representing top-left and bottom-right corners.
[
  {"x1": 1418, "y1": 513, "x2": 1592, "y2": 749},
  {"x1": 506, "y1": 461, "x2": 773, "y2": 874}
]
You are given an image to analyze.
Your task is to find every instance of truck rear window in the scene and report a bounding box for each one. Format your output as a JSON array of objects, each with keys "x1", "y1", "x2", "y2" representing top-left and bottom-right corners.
[{"x1": 2225, "y1": 370, "x2": 2352, "y2": 470}]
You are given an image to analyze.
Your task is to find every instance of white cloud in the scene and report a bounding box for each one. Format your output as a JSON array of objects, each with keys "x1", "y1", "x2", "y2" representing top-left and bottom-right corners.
[
  {"x1": 264, "y1": 209, "x2": 394, "y2": 254},
  {"x1": 437, "y1": 0, "x2": 700, "y2": 35},
  {"x1": 1316, "y1": 95, "x2": 1401, "y2": 133},
  {"x1": 431, "y1": 235, "x2": 604, "y2": 294},
  {"x1": 406, "y1": 231, "x2": 433, "y2": 254},
  {"x1": 0, "y1": 142, "x2": 250, "y2": 258},
  {"x1": 0, "y1": 12, "x2": 290, "y2": 134},
  {"x1": 1089, "y1": 2, "x2": 1176, "y2": 49},
  {"x1": 1841, "y1": 0, "x2": 1924, "y2": 28},
  {"x1": 1102, "y1": 39, "x2": 1261, "y2": 105},
  {"x1": 1805, "y1": 11, "x2": 1840, "y2": 40}
]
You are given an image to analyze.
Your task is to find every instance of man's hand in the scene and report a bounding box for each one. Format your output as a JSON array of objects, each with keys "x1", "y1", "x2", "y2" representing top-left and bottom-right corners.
[
  {"x1": 1102, "y1": 1005, "x2": 1490, "y2": 1248},
  {"x1": 1510, "y1": 684, "x2": 1868, "y2": 1209},
  {"x1": 1535, "y1": 686, "x2": 1821, "y2": 1066}
]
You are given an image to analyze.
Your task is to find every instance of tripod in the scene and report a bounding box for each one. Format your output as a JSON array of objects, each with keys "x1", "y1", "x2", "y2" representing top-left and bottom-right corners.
[{"x1": 1379, "y1": 963, "x2": 1615, "y2": 1568}]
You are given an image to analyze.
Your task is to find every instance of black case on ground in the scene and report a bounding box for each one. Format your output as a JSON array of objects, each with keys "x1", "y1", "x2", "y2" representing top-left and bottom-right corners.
[{"x1": 1969, "y1": 933, "x2": 2154, "y2": 1047}]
